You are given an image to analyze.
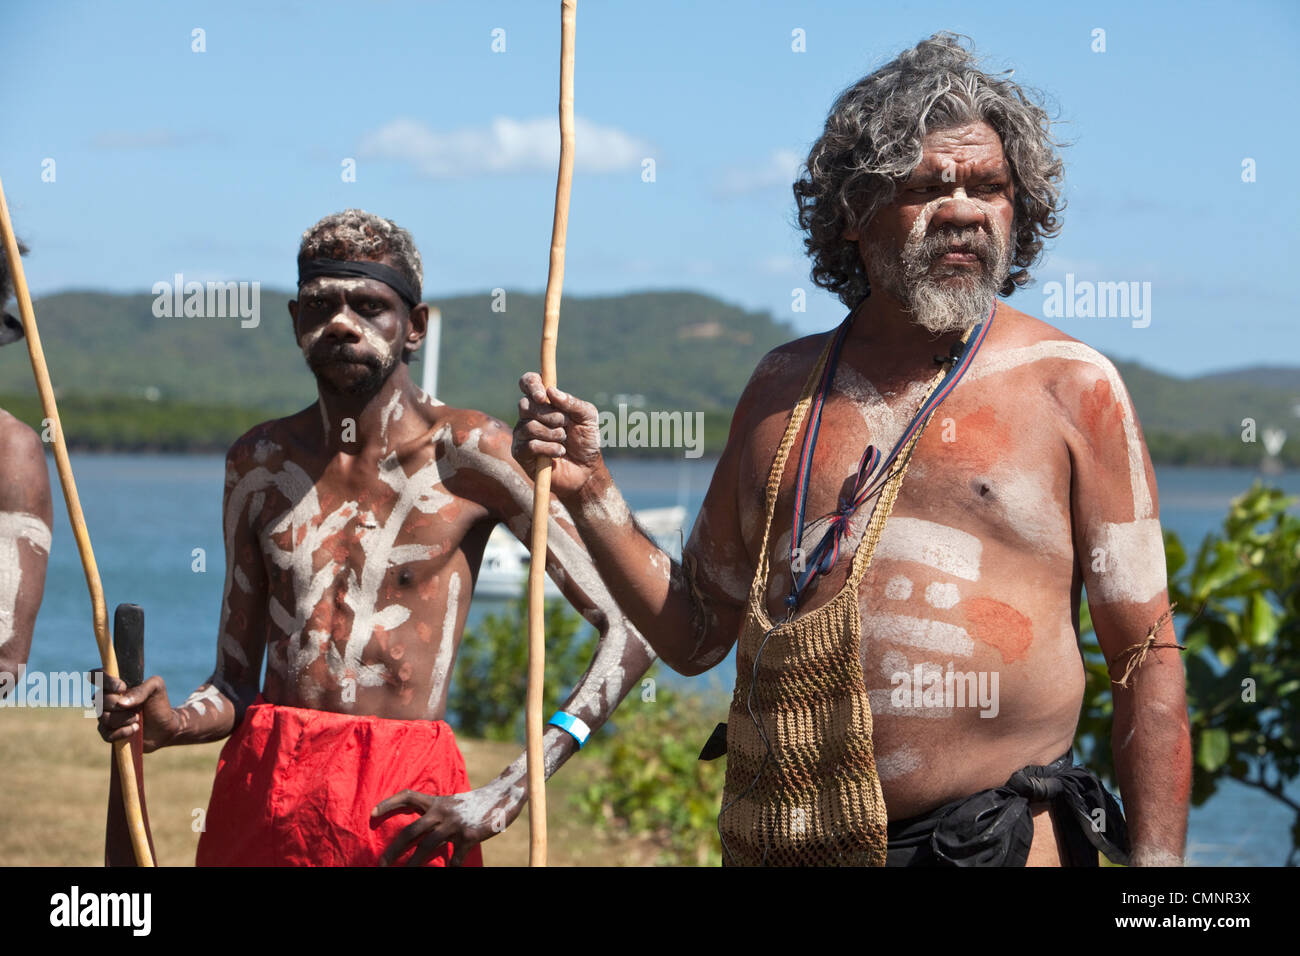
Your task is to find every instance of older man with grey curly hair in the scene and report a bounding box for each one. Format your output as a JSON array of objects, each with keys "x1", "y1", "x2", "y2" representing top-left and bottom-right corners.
[
  {"x1": 99, "y1": 208, "x2": 657, "y2": 866},
  {"x1": 514, "y1": 32, "x2": 1189, "y2": 867}
]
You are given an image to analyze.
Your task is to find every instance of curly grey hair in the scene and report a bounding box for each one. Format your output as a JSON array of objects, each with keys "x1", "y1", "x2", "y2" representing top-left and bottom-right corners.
[
  {"x1": 794, "y1": 32, "x2": 1065, "y2": 307},
  {"x1": 297, "y1": 209, "x2": 423, "y2": 302}
]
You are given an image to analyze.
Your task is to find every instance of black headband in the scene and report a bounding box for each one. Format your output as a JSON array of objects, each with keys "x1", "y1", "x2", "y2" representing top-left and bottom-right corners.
[{"x1": 297, "y1": 258, "x2": 421, "y2": 309}]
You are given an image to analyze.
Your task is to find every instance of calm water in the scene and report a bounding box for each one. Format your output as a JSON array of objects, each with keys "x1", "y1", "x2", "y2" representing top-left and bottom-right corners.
[{"x1": 22, "y1": 454, "x2": 1300, "y2": 866}]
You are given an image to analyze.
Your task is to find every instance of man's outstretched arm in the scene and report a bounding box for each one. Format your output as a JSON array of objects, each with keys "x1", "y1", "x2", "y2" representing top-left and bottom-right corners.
[
  {"x1": 98, "y1": 435, "x2": 270, "y2": 750},
  {"x1": 1066, "y1": 357, "x2": 1191, "y2": 866}
]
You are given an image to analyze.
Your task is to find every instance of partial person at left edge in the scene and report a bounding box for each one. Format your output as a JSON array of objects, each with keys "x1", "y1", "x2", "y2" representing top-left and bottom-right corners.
[{"x1": 0, "y1": 237, "x2": 55, "y2": 697}]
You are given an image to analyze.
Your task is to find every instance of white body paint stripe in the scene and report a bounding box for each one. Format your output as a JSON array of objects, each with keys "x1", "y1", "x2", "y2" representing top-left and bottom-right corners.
[
  {"x1": 0, "y1": 512, "x2": 52, "y2": 649},
  {"x1": 875, "y1": 517, "x2": 983, "y2": 581},
  {"x1": 925, "y1": 581, "x2": 960, "y2": 609},
  {"x1": 863, "y1": 611, "x2": 975, "y2": 656},
  {"x1": 876, "y1": 745, "x2": 922, "y2": 780},
  {"x1": 869, "y1": 688, "x2": 953, "y2": 718},
  {"x1": 379, "y1": 390, "x2": 404, "y2": 448},
  {"x1": 0, "y1": 512, "x2": 51, "y2": 552},
  {"x1": 180, "y1": 684, "x2": 223, "y2": 717},
  {"x1": 1088, "y1": 518, "x2": 1167, "y2": 604},
  {"x1": 884, "y1": 575, "x2": 913, "y2": 601},
  {"x1": 427, "y1": 572, "x2": 460, "y2": 711}
]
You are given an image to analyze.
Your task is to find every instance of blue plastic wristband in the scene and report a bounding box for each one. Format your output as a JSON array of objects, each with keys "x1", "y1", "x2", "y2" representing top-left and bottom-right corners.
[{"x1": 548, "y1": 711, "x2": 592, "y2": 748}]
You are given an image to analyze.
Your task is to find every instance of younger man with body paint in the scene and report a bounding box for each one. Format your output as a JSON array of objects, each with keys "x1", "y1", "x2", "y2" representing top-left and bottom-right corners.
[
  {"x1": 0, "y1": 239, "x2": 53, "y2": 699},
  {"x1": 99, "y1": 210, "x2": 655, "y2": 865},
  {"x1": 514, "y1": 34, "x2": 1190, "y2": 866}
]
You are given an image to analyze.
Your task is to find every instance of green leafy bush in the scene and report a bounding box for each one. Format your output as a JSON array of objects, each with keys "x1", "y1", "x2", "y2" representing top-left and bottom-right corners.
[{"x1": 569, "y1": 678, "x2": 727, "y2": 866}]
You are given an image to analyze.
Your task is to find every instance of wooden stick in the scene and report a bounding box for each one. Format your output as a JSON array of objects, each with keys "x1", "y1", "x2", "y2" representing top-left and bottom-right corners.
[
  {"x1": 0, "y1": 174, "x2": 155, "y2": 867},
  {"x1": 104, "y1": 604, "x2": 157, "y2": 866},
  {"x1": 526, "y1": 0, "x2": 576, "y2": 868}
]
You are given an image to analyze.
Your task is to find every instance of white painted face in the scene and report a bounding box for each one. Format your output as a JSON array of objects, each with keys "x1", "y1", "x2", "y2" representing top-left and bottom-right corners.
[
  {"x1": 865, "y1": 189, "x2": 1012, "y2": 334},
  {"x1": 297, "y1": 278, "x2": 399, "y2": 354},
  {"x1": 295, "y1": 276, "x2": 406, "y2": 394}
]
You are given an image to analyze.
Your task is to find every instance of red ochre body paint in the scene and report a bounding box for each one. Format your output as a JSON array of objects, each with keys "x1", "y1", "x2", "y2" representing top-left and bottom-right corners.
[
  {"x1": 1079, "y1": 379, "x2": 1122, "y2": 440},
  {"x1": 963, "y1": 596, "x2": 1034, "y2": 664},
  {"x1": 929, "y1": 404, "x2": 1012, "y2": 469}
]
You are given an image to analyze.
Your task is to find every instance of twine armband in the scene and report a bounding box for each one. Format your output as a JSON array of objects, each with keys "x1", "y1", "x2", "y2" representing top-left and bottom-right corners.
[{"x1": 1110, "y1": 603, "x2": 1185, "y2": 688}]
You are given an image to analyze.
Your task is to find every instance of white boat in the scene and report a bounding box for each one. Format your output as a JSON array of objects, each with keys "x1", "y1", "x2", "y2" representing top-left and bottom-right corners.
[{"x1": 475, "y1": 505, "x2": 687, "y2": 600}]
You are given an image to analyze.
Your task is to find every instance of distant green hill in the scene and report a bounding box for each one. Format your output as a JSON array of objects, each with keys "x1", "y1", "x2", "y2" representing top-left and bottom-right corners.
[
  {"x1": 0, "y1": 289, "x2": 793, "y2": 423},
  {"x1": 1111, "y1": 360, "x2": 1300, "y2": 436},
  {"x1": 0, "y1": 289, "x2": 1296, "y2": 463},
  {"x1": 1195, "y1": 367, "x2": 1300, "y2": 392}
]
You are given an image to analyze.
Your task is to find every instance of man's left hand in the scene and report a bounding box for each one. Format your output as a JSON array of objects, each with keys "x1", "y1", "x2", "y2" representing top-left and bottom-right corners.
[{"x1": 372, "y1": 784, "x2": 518, "y2": 867}]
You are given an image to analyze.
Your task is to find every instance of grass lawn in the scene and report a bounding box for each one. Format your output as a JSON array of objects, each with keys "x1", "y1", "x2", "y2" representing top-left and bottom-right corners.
[{"x1": 0, "y1": 708, "x2": 663, "y2": 866}]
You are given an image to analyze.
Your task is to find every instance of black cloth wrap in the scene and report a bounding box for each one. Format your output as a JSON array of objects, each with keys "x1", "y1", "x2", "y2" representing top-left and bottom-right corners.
[
  {"x1": 885, "y1": 752, "x2": 1131, "y2": 867},
  {"x1": 297, "y1": 258, "x2": 421, "y2": 309}
]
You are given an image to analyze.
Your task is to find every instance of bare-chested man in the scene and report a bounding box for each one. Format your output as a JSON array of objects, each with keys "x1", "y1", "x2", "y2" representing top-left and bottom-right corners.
[
  {"x1": 98, "y1": 209, "x2": 655, "y2": 865},
  {"x1": 514, "y1": 34, "x2": 1190, "y2": 866},
  {"x1": 0, "y1": 237, "x2": 54, "y2": 699}
]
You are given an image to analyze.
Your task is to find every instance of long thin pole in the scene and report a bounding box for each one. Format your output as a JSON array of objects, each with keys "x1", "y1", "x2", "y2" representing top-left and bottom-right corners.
[
  {"x1": 0, "y1": 174, "x2": 155, "y2": 867},
  {"x1": 526, "y1": 0, "x2": 576, "y2": 868},
  {"x1": 421, "y1": 307, "x2": 441, "y2": 399}
]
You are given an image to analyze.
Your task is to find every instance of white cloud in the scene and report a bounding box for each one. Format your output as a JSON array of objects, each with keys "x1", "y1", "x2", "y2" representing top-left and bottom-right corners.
[
  {"x1": 717, "y1": 148, "x2": 803, "y2": 196},
  {"x1": 357, "y1": 116, "x2": 650, "y2": 177}
]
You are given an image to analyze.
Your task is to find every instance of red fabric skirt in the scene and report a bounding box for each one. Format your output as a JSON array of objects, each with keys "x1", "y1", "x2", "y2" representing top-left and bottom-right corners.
[{"x1": 196, "y1": 700, "x2": 484, "y2": 867}]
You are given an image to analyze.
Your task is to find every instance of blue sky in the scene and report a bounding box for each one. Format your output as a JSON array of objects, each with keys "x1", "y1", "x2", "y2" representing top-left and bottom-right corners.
[{"x1": 1, "y1": 0, "x2": 1296, "y2": 376}]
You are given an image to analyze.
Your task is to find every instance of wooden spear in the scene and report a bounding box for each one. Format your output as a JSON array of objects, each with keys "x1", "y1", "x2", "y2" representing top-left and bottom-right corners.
[
  {"x1": 526, "y1": 0, "x2": 577, "y2": 868},
  {"x1": 0, "y1": 174, "x2": 155, "y2": 867}
]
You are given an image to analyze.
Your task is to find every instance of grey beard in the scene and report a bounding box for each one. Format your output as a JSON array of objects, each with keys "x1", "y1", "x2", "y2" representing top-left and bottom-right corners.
[
  {"x1": 865, "y1": 224, "x2": 1012, "y2": 335},
  {"x1": 905, "y1": 272, "x2": 1001, "y2": 335}
]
